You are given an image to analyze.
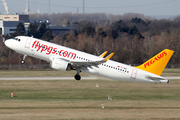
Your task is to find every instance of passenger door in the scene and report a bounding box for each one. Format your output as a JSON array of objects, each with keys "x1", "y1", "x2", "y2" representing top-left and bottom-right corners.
[
  {"x1": 131, "y1": 69, "x2": 138, "y2": 79},
  {"x1": 25, "y1": 38, "x2": 34, "y2": 55}
]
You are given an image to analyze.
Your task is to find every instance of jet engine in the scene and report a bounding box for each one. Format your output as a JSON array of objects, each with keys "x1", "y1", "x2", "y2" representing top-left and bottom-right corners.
[{"x1": 50, "y1": 58, "x2": 72, "y2": 71}]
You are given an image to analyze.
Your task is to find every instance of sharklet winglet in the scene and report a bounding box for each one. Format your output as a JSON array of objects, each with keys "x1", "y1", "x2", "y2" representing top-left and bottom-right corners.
[
  {"x1": 99, "y1": 51, "x2": 108, "y2": 58},
  {"x1": 104, "y1": 52, "x2": 114, "y2": 62}
]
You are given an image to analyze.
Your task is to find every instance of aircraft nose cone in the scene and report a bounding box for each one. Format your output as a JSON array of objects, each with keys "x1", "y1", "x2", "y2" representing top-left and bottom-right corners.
[
  {"x1": 4, "y1": 40, "x2": 11, "y2": 48},
  {"x1": 4, "y1": 39, "x2": 19, "y2": 51}
]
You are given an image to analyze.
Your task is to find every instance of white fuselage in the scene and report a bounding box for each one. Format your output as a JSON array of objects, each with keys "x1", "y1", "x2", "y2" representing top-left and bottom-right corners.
[{"x1": 5, "y1": 36, "x2": 168, "y2": 83}]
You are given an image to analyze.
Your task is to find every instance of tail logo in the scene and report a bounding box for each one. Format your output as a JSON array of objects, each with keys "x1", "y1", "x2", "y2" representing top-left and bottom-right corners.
[
  {"x1": 135, "y1": 49, "x2": 174, "y2": 75},
  {"x1": 144, "y1": 51, "x2": 167, "y2": 68}
]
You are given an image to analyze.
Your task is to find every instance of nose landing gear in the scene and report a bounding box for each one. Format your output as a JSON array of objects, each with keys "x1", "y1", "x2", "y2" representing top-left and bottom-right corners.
[{"x1": 21, "y1": 55, "x2": 27, "y2": 64}]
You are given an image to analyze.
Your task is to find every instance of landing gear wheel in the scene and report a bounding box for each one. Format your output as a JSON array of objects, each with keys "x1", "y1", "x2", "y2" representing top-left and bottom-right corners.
[
  {"x1": 21, "y1": 55, "x2": 27, "y2": 64},
  {"x1": 74, "y1": 74, "x2": 81, "y2": 81},
  {"x1": 21, "y1": 60, "x2": 25, "y2": 64}
]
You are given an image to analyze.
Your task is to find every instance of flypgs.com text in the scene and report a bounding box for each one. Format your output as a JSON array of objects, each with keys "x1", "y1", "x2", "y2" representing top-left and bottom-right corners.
[{"x1": 32, "y1": 40, "x2": 76, "y2": 59}]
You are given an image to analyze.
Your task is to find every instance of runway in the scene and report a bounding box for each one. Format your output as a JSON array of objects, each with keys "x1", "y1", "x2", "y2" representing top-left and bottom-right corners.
[
  {"x1": 0, "y1": 76, "x2": 98, "y2": 80},
  {"x1": 0, "y1": 76, "x2": 179, "y2": 80},
  {"x1": 165, "y1": 76, "x2": 180, "y2": 80}
]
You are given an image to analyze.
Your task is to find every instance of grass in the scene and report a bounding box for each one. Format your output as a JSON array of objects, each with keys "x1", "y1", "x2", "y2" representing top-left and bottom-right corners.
[
  {"x1": 1, "y1": 99, "x2": 180, "y2": 120},
  {"x1": 0, "y1": 69, "x2": 180, "y2": 119},
  {"x1": 161, "y1": 68, "x2": 180, "y2": 76},
  {"x1": 0, "y1": 80, "x2": 180, "y2": 119},
  {"x1": 1, "y1": 80, "x2": 180, "y2": 100}
]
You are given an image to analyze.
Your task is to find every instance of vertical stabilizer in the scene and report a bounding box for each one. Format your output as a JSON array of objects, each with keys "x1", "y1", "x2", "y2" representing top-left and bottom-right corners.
[{"x1": 136, "y1": 49, "x2": 174, "y2": 75}]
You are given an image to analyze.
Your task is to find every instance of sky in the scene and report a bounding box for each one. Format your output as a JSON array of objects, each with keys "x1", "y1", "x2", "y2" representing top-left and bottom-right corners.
[{"x1": 0, "y1": 0, "x2": 180, "y2": 17}]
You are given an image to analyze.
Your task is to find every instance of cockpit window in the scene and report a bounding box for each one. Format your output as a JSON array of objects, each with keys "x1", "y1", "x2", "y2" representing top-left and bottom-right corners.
[{"x1": 13, "y1": 37, "x2": 21, "y2": 42}]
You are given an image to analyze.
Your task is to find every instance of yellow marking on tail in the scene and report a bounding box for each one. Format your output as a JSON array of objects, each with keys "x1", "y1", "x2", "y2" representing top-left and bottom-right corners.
[{"x1": 136, "y1": 49, "x2": 174, "y2": 75}]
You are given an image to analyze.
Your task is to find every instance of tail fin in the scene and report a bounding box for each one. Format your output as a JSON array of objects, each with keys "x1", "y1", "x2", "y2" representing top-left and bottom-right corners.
[{"x1": 135, "y1": 49, "x2": 174, "y2": 75}]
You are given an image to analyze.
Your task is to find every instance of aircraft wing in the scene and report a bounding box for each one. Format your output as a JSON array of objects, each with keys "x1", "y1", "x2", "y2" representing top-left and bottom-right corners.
[
  {"x1": 70, "y1": 52, "x2": 114, "y2": 68},
  {"x1": 70, "y1": 60, "x2": 104, "y2": 67},
  {"x1": 50, "y1": 52, "x2": 114, "y2": 69}
]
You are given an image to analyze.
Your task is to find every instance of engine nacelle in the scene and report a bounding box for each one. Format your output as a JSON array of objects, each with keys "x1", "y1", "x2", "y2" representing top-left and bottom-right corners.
[{"x1": 50, "y1": 58, "x2": 71, "y2": 71}]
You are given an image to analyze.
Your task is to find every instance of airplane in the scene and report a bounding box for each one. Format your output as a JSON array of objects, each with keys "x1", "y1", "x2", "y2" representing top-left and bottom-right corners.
[{"x1": 4, "y1": 36, "x2": 174, "y2": 83}]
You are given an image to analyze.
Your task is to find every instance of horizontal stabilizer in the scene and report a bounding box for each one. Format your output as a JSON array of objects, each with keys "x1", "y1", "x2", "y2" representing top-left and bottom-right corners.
[
  {"x1": 146, "y1": 75, "x2": 169, "y2": 83},
  {"x1": 146, "y1": 76, "x2": 166, "y2": 80}
]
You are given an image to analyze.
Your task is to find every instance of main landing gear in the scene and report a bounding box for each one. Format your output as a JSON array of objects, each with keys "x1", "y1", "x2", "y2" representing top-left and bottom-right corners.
[
  {"x1": 21, "y1": 55, "x2": 27, "y2": 64},
  {"x1": 74, "y1": 74, "x2": 81, "y2": 80},
  {"x1": 74, "y1": 68, "x2": 81, "y2": 81}
]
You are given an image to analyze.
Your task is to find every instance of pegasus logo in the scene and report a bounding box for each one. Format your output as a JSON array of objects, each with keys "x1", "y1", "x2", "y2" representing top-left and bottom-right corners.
[{"x1": 144, "y1": 51, "x2": 167, "y2": 68}]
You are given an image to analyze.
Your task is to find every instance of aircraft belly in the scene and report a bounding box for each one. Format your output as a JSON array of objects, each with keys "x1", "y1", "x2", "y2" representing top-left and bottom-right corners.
[
  {"x1": 94, "y1": 66, "x2": 156, "y2": 83},
  {"x1": 82, "y1": 67, "x2": 99, "y2": 75},
  {"x1": 94, "y1": 67, "x2": 132, "y2": 81},
  {"x1": 32, "y1": 52, "x2": 51, "y2": 62}
]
